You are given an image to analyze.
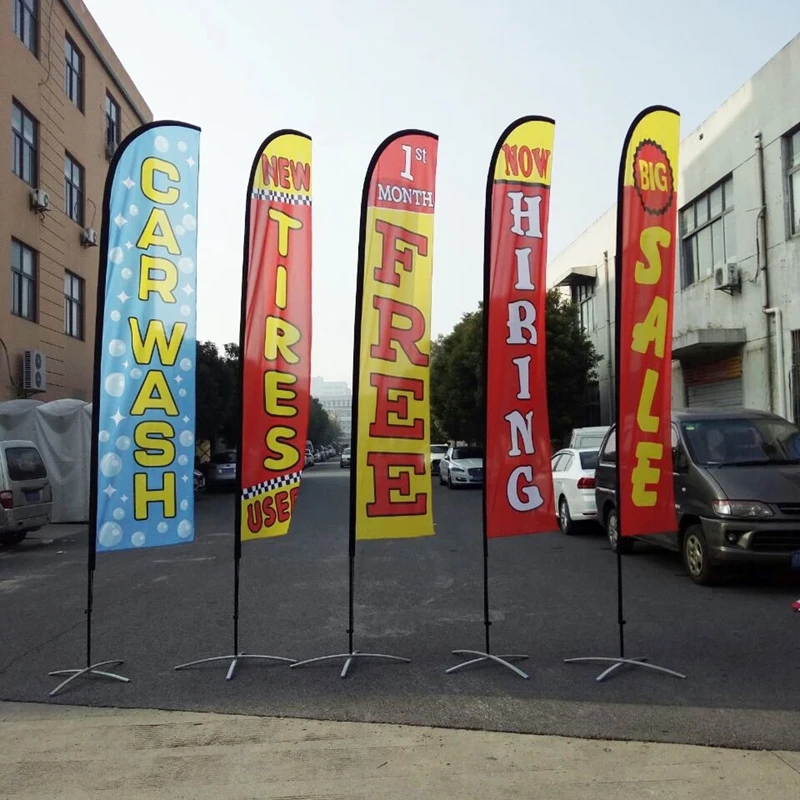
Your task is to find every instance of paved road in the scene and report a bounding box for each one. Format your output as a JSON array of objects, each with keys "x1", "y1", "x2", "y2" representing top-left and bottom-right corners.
[{"x1": 2, "y1": 462, "x2": 800, "y2": 750}]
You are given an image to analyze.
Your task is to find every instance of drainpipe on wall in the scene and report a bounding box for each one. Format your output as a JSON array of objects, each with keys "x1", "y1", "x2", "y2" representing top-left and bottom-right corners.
[
  {"x1": 764, "y1": 308, "x2": 787, "y2": 419},
  {"x1": 603, "y1": 250, "x2": 615, "y2": 420},
  {"x1": 755, "y1": 131, "x2": 775, "y2": 412}
]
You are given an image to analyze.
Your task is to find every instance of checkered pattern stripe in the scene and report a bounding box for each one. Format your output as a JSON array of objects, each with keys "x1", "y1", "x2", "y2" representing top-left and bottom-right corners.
[
  {"x1": 251, "y1": 188, "x2": 312, "y2": 205},
  {"x1": 241, "y1": 471, "x2": 302, "y2": 500}
]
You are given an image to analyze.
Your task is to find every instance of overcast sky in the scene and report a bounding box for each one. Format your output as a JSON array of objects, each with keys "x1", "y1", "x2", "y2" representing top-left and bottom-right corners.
[{"x1": 87, "y1": 0, "x2": 800, "y2": 385}]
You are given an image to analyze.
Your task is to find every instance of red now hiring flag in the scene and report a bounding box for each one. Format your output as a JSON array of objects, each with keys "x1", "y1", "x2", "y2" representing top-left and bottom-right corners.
[{"x1": 484, "y1": 118, "x2": 556, "y2": 538}]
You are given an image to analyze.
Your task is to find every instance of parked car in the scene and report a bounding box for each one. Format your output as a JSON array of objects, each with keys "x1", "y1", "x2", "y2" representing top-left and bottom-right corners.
[
  {"x1": 551, "y1": 448, "x2": 599, "y2": 534},
  {"x1": 0, "y1": 440, "x2": 52, "y2": 546},
  {"x1": 205, "y1": 450, "x2": 237, "y2": 491},
  {"x1": 304, "y1": 450, "x2": 315, "y2": 469},
  {"x1": 340, "y1": 446, "x2": 351, "y2": 469},
  {"x1": 193, "y1": 469, "x2": 205, "y2": 493},
  {"x1": 439, "y1": 445, "x2": 484, "y2": 488},
  {"x1": 569, "y1": 426, "x2": 610, "y2": 449},
  {"x1": 430, "y1": 444, "x2": 448, "y2": 476},
  {"x1": 595, "y1": 408, "x2": 800, "y2": 584}
]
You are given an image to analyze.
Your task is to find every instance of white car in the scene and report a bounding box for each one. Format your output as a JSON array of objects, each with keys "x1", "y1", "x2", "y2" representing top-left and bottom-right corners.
[
  {"x1": 340, "y1": 447, "x2": 351, "y2": 469},
  {"x1": 439, "y1": 445, "x2": 484, "y2": 488},
  {"x1": 551, "y1": 447, "x2": 600, "y2": 534},
  {"x1": 430, "y1": 444, "x2": 448, "y2": 476}
]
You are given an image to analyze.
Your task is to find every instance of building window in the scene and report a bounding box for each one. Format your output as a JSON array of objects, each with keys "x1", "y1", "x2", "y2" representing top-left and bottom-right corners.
[
  {"x1": 680, "y1": 176, "x2": 735, "y2": 287},
  {"x1": 64, "y1": 153, "x2": 84, "y2": 225},
  {"x1": 64, "y1": 35, "x2": 84, "y2": 110},
  {"x1": 64, "y1": 271, "x2": 84, "y2": 339},
  {"x1": 11, "y1": 239, "x2": 37, "y2": 321},
  {"x1": 12, "y1": 100, "x2": 37, "y2": 185},
  {"x1": 105, "y1": 93, "x2": 121, "y2": 155},
  {"x1": 13, "y1": 0, "x2": 37, "y2": 55},
  {"x1": 787, "y1": 127, "x2": 800, "y2": 238},
  {"x1": 572, "y1": 282, "x2": 596, "y2": 333}
]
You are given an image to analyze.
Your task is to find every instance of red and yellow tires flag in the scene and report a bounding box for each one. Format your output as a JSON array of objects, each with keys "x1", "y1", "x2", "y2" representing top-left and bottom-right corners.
[
  {"x1": 239, "y1": 131, "x2": 312, "y2": 542},
  {"x1": 485, "y1": 117, "x2": 556, "y2": 538},
  {"x1": 616, "y1": 107, "x2": 680, "y2": 537},
  {"x1": 352, "y1": 131, "x2": 438, "y2": 540}
]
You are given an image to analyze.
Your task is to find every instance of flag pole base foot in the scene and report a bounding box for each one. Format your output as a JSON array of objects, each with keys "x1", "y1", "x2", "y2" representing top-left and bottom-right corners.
[
  {"x1": 446, "y1": 650, "x2": 530, "y2": 679},
  {"x1": 563, "y1": 655, "x2": 687, "y2": 682},
  {"x1": 48, "y1": 660, "x2": 129, "y2": 697},
  {"x1": 290, "y1": 651, "x2": 411, "y2": 679},
  {"x1": 174, "y1": 652, "x2": 296, "y2": 681}
]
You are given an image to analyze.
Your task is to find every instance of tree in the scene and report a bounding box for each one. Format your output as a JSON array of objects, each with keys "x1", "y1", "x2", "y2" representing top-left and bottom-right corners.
[
  {"x1": 430, "y1": 290, "x2": 600, "y2": 445},
  {"x1": 307, "y1": 397, "x2": 342, "y2": 447},
  {"x1": 195, "y1": 341, "x2": 239, "y2": 447}
]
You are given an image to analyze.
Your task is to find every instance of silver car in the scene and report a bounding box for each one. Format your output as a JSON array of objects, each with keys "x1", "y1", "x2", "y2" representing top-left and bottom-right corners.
[
  {"x1": 439, "y1": 445, "x2": 484, "y2": 488},
  {"x1": 0, "y1": 440, "x2": 52, "y2": 545}
]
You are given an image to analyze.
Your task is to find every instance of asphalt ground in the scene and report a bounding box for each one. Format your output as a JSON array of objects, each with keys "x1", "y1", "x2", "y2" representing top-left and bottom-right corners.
[{"x1": 2, "y1": 461, "x2": 800, "y2": 750}]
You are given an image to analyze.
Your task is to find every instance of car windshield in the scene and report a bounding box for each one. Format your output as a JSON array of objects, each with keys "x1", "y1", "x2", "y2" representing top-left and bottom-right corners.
[
  {"x1": 579, "y1": 450, "x2": 599, "y2": 470},
  {"x1": 343, "y1": 448, "x2": 350, "y2": 455},
  {"x1": 431, "y1": 445, "x2": 448, "y2": 454},
  {"x1": 681, "y1": 418, "x2": 800, "y2": 466},
  {"x1": 453, "y1": 447, "x2": 483, "y2": 460},
  {"x1": 211, "y1": 452, "x2": 236, "y2": 464}
]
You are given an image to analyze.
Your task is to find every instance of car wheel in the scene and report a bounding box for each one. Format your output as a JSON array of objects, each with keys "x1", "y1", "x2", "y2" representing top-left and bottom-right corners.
[
  {"x1": 447, "y1": 473, "x2": 455, "y2": 489},
  {"x1": 558, "y1": 498, "x2": 575, "y2": 535},
  {"x1": 606, "y1": 508, "x2": 634, "y2": 554},
  {"x1": 0, "y1": 530, "x2": 27, "y2": 546},
  {"x1": 682, "y1": 524, "x2": 720, "y2": 585}
]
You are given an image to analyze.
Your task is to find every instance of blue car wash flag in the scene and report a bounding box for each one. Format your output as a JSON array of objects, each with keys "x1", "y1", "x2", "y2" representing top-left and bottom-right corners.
[{"x1": 93, "y1": 122, "x2": 201, "y2": 552}]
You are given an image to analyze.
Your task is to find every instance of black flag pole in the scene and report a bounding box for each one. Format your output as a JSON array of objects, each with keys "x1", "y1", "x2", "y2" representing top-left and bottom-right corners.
[
  {"x1": 564, "y1": 106, "x2": 686, "y2": 682},
  {"x1": 291, "y1": 130, "x2": 438, "y2": 678},
  {"x1": 174, "y1": 131, "x2": 310, "y2": 680}
]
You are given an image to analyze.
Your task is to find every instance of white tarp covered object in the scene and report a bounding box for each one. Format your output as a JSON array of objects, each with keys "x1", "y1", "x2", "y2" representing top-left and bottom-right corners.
[{"x1": 0, "y1": 399, "x2": 92, "y2": 523}]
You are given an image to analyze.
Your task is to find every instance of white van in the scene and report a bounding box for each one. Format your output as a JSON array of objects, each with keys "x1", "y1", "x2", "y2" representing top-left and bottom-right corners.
[{"x1": 0, "y1": 440, "x2": 52, "y2": 545}]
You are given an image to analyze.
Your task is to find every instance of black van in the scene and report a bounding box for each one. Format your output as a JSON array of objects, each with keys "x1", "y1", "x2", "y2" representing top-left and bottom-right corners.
[{"x1": 594, "y1": 408, "x2": 800, "y2": 584}]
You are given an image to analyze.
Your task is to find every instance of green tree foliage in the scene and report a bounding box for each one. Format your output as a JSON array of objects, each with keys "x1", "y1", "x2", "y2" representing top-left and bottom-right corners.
[
  {"x1": 430, "y1": 290, "x2": 600, "y2": 445},
  {"x1": 308, "y1": 397, "x2": 342, "y2": 447},
  {"x1": 196, "y1": 341, "x2": 239, "y2": 445}
]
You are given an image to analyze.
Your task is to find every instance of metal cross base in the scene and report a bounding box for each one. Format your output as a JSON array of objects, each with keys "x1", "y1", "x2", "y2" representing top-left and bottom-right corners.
[
  {"x1": 174, "y1": 652, "x2": 296, "y2": 681},
  {"x1": 564, "y1": 655, "x2": 687, "y2": 682},
  {"x1": 48, "y1": 659, "x2": 129, "y2": 697},
  {"x1": 446, "y1": 650, "x2": 530, "y2": 680},
  {"x1": 290, "y1": 651, "x2": 411, "y2": 679}
]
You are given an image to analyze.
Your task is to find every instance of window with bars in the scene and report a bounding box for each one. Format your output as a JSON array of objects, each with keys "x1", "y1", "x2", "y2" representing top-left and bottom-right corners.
[
  {"x1": 105, "y1": 93, "x2": 121, "y2": 153},
  {"x1": 680, "y1": 176, "x2": 735, "y2": 288},
  {"x1": 11, "y1": 239, "x2": 37, "y2": 322},
  {"x1": 64, "y1": 153, "x2": 84, "y2": 224},
  {"x1": 12, "y1": 100, "x2": 37, "y2": 185},
  {"x1": 13, "y1": 0, "x2": 37, "y2": 55},
  {"x1": 64, "y1": 271, "x2": 84, "y2": 339},
  {"x1": 787, "y1": 127, "x2": 800, "y2": 238},
  {"x1": 64, "y1": 35, "x2": 84, "y2": 110}
]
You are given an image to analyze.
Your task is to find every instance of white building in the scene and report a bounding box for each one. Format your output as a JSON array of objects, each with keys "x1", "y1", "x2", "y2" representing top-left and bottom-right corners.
[
  {"x1": 548, "y1": 33, "x2": 800, "y2": 424},
  {"x1": 311, "y1": 376, "x2": 352, "y2": 440}
]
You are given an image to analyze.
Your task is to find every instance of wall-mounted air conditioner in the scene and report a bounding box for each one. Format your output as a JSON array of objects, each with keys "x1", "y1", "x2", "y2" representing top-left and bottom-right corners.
[
  {"x1": 22, "y1": 350, "x2": 47, "y2": 393},
  {"x1": 29, "y1": 188, "x2": 50, "y2": 213},
  {"x1": 714, "y1": 262, "x2": 740, "y2": 294},
  {"x1": 81, "y1": 227, "x2": 99, "y2": 247}
]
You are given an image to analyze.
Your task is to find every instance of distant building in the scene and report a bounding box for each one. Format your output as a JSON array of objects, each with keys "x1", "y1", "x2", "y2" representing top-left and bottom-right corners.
[
  {"x1": 547, "y1": 33, "x2": 800, "y2": 424},
  {"x1": 311, "y1": 376, "x2": 352, "y2": 440},
  {"x1": 1, "y1": 0, "x2": 152, "y2": 402}
]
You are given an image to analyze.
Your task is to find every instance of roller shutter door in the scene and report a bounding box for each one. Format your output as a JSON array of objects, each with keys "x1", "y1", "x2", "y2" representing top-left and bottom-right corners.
[
  {"x1": 686, "y1": 378, "x2": 743, "y2": 408},
  {"x1": 683, "y1": 355, "x2": 744, "y2": 409}
]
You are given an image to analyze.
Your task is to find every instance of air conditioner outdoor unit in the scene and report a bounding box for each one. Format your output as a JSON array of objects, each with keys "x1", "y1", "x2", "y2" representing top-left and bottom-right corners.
[
  {"x1": 714, "y1": 262, "x2": 740, "y2": 293},
  {"x1": 22, "y1": 350, "x2": 47, "y2": 393},
  {"x1": 29, "y1": 188, "x2": 50, "y2": 212},
  {"x1": 81, "y1": 227, "x2": 99, "y2": 247}
]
